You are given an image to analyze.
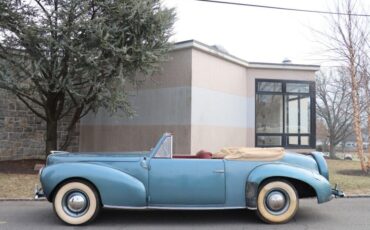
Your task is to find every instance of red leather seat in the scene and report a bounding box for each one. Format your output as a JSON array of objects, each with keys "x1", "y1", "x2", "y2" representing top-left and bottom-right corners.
[
  {"x1": 196, "y1": 150, "x2": 213, "y2": 159},
  {"x1": 173, "y1": 155, "x2": 198, "y2": 159},
  {"x1": 172, "y1": 150, "x2": 214, "y2": 159}
]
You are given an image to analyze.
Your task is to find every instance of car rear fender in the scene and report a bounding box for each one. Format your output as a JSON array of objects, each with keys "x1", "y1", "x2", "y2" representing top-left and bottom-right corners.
[
  {"x1": 245, "y1": 163, "x2": 332, "y2": 209},
  {"x1": 40, "y1": 162, "x2": 146, "y2": 207},
  {"x1": 309, "y1": 152, "x2": 329, "y2": 179}
]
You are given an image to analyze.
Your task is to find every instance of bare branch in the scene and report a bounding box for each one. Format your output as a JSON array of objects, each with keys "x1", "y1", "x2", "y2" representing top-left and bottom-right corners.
[{"x1": 16, "y1": 94, "x2": 46, "y2": 120}]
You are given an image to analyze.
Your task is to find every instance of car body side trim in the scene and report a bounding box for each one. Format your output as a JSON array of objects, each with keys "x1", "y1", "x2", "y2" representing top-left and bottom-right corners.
[{"x1": 103, "y1": 205, "x2": 247, "y2": 210}]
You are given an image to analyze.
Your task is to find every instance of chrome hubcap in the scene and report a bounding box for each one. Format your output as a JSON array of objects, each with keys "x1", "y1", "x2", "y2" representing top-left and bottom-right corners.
[
  {"x1": 62, "y1": 191, "x2": 89, "y2": 217},
  {"x1": 265, "y1": 190, "x2": 289, "y2": 215},
  {"x1": 67, "y1": 193, "x2": 87, "y2": 212},
  {"x1": 266, "y1": 191, "x2": 286, "y2": 211}
]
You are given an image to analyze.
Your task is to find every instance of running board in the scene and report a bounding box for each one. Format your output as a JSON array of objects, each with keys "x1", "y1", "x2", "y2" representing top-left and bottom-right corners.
[{"x1": 104, "y1": 205, "x2": 248, "y2": 210}]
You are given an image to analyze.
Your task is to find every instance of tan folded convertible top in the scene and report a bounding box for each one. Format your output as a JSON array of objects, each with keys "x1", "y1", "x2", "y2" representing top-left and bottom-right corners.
[{"x1": 213, "y1": 147, "x2": 285, "y2": 161}]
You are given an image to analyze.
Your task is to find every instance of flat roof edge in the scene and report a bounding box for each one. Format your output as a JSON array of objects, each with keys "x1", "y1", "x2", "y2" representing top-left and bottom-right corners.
[
  {"x1": 248, "y1": 62, "x2": 320, "y2": 71},
  {"x1": 173, "y1": 40, "x2": 250, "y2": 68},
  {"x1": 172, "y1": 40, "x2": 320, "y2": 71}
]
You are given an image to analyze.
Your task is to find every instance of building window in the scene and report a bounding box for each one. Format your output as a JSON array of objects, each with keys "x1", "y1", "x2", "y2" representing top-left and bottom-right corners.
[
  {"x1": 257, "y1": 81, "x2": 282, "y2": 92},
  {"x1": 256, "y1": 95, "x2": 283, "y2": 133},
  {"x1": 255, "y1": 80, "x2": 315, "y2": 148}
]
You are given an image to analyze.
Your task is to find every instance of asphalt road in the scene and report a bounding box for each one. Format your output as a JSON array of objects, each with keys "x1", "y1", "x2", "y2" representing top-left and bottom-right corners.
[{"x1": 0, "y1": 198, "x2": 369, "y2": 230}]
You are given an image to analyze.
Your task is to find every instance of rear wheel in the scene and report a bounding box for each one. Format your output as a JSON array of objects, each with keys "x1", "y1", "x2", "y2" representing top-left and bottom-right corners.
[
  {"x1": 256, "y1": 180, "x2": 298, "y2": 224},
  {"x1": 53, "y1": 181, "x2": 100, "y2": 225}
]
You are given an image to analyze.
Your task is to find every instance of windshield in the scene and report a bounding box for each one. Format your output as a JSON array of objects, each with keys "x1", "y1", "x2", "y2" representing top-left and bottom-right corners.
[{"x1": 155, "y1": 135, "x2": 173, "y2": 158}]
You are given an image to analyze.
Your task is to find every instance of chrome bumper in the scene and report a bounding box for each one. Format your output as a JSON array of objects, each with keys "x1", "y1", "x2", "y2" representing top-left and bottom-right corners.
[
  {"x1": 34, "y1": 184, "x2": 45, "y2": 200},
  {"x1": 332, "y1": 184, "x2": 345, "y2": 198}
]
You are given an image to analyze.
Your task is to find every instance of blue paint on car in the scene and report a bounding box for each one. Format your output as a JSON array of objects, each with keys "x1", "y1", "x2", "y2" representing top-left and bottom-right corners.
[{"x1": 39, "y1": 133, "x2": 335, "y2": 211}]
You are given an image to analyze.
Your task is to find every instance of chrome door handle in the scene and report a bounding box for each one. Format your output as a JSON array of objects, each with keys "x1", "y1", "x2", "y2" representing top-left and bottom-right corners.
[
  {"x1": 213, "y1": 169, "x2": 225, "y2": 173},
  {"x1": 140, "y1": 158, "x2": 150, "y2": 170}
]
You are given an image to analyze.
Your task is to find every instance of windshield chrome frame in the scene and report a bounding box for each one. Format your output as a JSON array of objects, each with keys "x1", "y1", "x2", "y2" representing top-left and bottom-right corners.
[{"x1": 149, "y1": 133, "x2": 173, "y2": 159}]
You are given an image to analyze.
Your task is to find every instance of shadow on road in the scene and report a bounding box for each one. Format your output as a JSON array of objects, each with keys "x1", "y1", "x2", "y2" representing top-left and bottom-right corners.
[
  {"x1": 92, "y1": 204, "x2": 324, "y2": 227},
  {"x1": 95, "y1": 209, "x2": 259, "y2": 226},
  {"x1": 18, "y1": 201, "x2": 324, "y2": 228}
]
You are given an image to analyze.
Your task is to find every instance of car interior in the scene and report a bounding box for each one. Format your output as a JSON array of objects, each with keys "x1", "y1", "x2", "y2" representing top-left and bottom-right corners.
[{"x1": 173, "y1": 150, "x2": 223, "y2": 159}]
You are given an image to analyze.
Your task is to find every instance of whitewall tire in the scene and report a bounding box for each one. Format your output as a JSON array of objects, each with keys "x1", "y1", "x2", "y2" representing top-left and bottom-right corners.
[
  {"x1": 53, "y1": 181, "x2": 100, "y2": 225},
  {"x1": 256, "y1": 180, "x2": 298, "y2": 224}
]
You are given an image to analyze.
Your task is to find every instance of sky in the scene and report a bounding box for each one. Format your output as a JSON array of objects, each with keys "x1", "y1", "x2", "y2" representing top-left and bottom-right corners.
[{"x1": 163, "y1": 0, "x2": 370, "y2": 66}]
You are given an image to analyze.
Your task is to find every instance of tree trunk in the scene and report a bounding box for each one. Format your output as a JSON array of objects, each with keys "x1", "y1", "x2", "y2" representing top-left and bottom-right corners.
[
  {"x1": 365, "y1": 75, "x2": 370, "y2": 170},
  {"x1": 351, "y1": 98, "x2": 366, "y2": 173},
  {"x1": 60, "y1": 107, "x2": 83, "y2": 151},
  {"x1": 366, "y1": 93, "x2": 370, "y2": 170},
  {"x1": 349, "y1": 66, "x2": 367, "y2": 173},
  {"x1": 329, "y1": 136, "x2": 336, "y2": 159},
  {"x1": 45, "y1": 95, "x2": 59, "y2": 157},
  {"x1": 329, "y1": 144, "x2": 336, "y2": 159},
  {"x1": 367, "y1": 112, "x2": 370, "y2": 169},
  {"x1": 45, "y1": 118, "x2": 58, "y2": 156}
]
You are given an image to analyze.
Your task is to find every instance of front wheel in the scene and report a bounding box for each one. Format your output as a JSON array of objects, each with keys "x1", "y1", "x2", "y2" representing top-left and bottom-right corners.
[
  {"x1": 256, "y1": 180, "x2": 298, "y2": 224},
  {"x1": 53, "y1": 180, "x2": 100, "y2": 225}
]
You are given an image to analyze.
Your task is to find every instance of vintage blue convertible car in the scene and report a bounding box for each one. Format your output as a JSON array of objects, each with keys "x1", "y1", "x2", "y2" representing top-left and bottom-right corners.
[{"x1": 36, "y1": 133, "x2": 342, "y2": 225}]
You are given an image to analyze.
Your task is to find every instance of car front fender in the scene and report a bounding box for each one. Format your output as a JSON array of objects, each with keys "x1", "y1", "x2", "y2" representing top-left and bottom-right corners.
[
  {"x1": 245, "y1": 163, "x2": 332, "y2": 209},
  {"x1": 40, "y1": 162, "x2": 146, "y2": 207}
]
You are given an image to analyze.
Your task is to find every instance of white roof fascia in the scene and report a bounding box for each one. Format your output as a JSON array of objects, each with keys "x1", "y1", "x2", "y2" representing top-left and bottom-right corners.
[
  {"x1": 173, "y1": 40, "x2": 249, "y2": 68},
  {"x1": 248, "y1": 62, "x2": 320, "y2": 71},
  {"x1": 173, "y1": 40, "x2": 320, "y2": 71}
]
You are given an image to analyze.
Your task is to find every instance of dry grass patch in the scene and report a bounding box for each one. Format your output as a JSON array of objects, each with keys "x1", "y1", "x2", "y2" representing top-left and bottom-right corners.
[
  {"x1": 327, "y1": 159, "x2": 370, "y2": 195},
  {"x1": 0, "y1": 173, "x2": 39, "y2": 198}
]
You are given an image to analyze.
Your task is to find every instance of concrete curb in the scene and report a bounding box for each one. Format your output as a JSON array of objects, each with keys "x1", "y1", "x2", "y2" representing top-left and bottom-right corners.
[{"x1": 342, "y1": 195, "x2": 370, "y2": 198}]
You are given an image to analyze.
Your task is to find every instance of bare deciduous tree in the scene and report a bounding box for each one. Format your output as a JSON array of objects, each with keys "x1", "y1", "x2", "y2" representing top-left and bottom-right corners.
[
  {"x1": 359, "y1": 57, "x2": 370, "y2": 169},
  {"x1": 318, "y1": 0, "x2": 369, "y2": 173},
  {"x1": 316, "y1": 69, "x2": 353, "y2": 159},
  {"x1": 316, "y1": 118, "x2": 329, "y2": 151}
]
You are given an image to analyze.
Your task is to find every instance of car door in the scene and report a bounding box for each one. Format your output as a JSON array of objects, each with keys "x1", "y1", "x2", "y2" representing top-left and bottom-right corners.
[{"x1": 148, "y1": 158, "x2": 226, "y2": 206}]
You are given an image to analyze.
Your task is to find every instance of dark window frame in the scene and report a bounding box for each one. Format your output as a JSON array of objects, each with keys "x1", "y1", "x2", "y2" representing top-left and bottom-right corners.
[{"x1": 255, "y1": 79, "x2": 316, "y2": 149}]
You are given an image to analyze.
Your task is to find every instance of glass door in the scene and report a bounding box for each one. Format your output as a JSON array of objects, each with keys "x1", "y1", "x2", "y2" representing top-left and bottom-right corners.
[{"x1": 285, "y1": 95, "x2": 310, "y2": 147}]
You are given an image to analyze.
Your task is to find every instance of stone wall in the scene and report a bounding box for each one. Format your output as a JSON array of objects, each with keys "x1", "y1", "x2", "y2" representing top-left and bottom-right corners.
[{"x1": 0, "y1": 90, "x2": 80, "y2": 161}]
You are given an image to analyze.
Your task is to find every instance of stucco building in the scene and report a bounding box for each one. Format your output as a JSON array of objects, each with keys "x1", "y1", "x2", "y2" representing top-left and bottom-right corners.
[{"x1": 80, "y1": 40, "x2": 319, "y2": 155}]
